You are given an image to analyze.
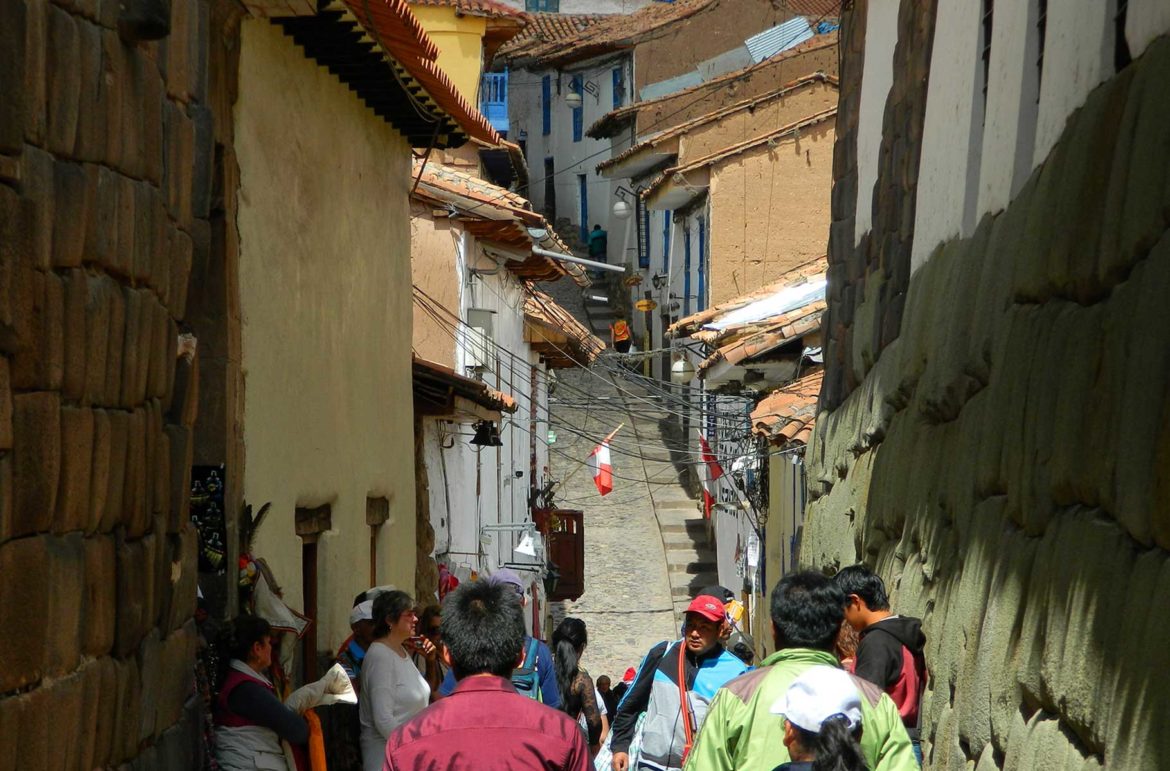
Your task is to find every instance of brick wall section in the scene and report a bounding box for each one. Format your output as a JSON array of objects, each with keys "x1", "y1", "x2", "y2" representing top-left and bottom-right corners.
[
  {"x1": 804, "y1": 36, "x2": 1170, "y2": 770},
  {"x1": 0, "y1": 0, "x2": 230, "y2": 767},
  {"x1": 821, "y1": 0, "x2": 937, "y2": 411}
]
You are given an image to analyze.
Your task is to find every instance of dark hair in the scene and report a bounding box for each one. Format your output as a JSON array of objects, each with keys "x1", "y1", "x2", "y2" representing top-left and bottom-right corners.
[
  {"x1": 419, "y1": 604, "x2": 442, "y2": 634},
  {"x1": 372, "y1": 590, "x2": 415, "y2": 637},
  {"x1": 770, "y1": 571, "x2": 846, "y2": 651},
  {"x1": 790, "y1": 716, "x2": 867, "y2": 771},
  {"x1": 552, "y1": 617, "x2": 588, "y2": 713},
  {"x1": 832, "y1": 565, "x2": 891, "y2": 611},
  {"x1": 228, "y1": 614, "x2": 272, "y2": 661},
  {"x1": 441, "y1": 580, "x2": 525, "y2": 680}
]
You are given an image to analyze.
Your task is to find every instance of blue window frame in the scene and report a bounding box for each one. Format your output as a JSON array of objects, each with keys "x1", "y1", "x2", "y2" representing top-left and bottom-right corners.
[
  {"x1": 662, "y1": 211, "x2": 672, "y2": 272},
  {"x1": 578, "y1": 174, "x2": 588, "y2": 245},
  {"x1": 683, "y1": 224, "x2": 692, "y2": 318},
  {"x1": 541, "y1": 75, "x2": 551, "y2": 136},
  {"x1": 526, "y1": 0, "x2": 558, "y2": 10},
  {"x1": 612, "y1": 67, "x2": 624, "y2": 109},
  {"x1": 638, "y1": 201, "x2": 651, "y2": 269},
  {"x1": 697, "y1": 216, "x2": 706, "y2": 312},
  {"x1": 571, "y1": 75, "x2": 584, "y2": 142}
]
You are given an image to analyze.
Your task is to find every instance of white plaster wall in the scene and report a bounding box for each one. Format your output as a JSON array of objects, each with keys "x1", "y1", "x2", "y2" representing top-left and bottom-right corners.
[
  {"x1": 853, "y1": 0, "x2": 899, "y2": 245},
  {"x1": 976, "y1": 0, "x2": 1041, "y2": 218},
  {"x1": 910, "y1": 0, "x2": 985, "y2": 271},
  {"x1": 234, "y1": 20, "x2": 416, "y2": 651},
  {"x1": 1032, "y1": 0, "x2": 1113, "y2": 166},
  {"x1": 1127, "y1": 0, "x2": 1170, "y2": 59}
]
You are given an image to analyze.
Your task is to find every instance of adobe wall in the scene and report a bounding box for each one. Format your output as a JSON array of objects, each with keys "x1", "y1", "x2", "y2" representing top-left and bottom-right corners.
[
  {"x1": 707, "y1": 121, "x2": 834, "y2": 304},
  {"x1": 803, "y1": 23, "x2": 1170, "y2": 771},
  {"x1": 0, "y1": 0, "x2": 236, "y2": 766},
  {"x1": 234, "y1": 19, "x2": 418, "y2": 654},
  {"x1": 410, "y1": 210, "x2": 462, "y2": 369}
]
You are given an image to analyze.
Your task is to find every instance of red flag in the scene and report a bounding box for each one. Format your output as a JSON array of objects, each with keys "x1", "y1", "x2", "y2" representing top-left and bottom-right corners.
[
  {"x1": 588, "y1": 428, "x2": 619, "y2": 496},
  {"x1": 698, "y1": 431, "x2": 724, "y2": 519}
]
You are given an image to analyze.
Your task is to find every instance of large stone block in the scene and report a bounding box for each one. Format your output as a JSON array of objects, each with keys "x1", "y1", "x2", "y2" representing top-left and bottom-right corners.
[
  {"x1": 136, "y1": 628, "x2": 163, "y2": 743},
  {"x1": 99, "y1": 28, "x2": 127, "y2": 170},
  {"x1": 82, "y1": 532, "x2": 116, "y2": 656},
  {"x1": 166, "y1": 523, "x2": 197, "y2": 632},
  {"x1": 88, "y1": 407, "x2": 110, "y2": 531},
  {"x1": 124, "y1": 406, "x2": 148, "y2": 536},
  {"x1": 100, "y1": 407, "x2": 128, "y2": 532},
  {"x1": 22, "y1": 0, "x2": 48, "y2": 147},
  {"x1": 0, "y1": 357, "x2": 10, "y2": 451},
  {"x1": 8, "y1": 682, "x2": 52, "y2": 771},
  {"x1": 83, "y1": 271, "x2": 111, "y2": 405},
  {"x1": 104, "y1": 272, "x2": 126, "y2": 405},
  {"x1": 157, "y1": 620, "x2": 197, "y2": 735},
  {"x1": 131, "y1": 180, "x2": 153, "y2": 286},
  {"x1": 166, "y1": 345, "x2": 196, "y2": 428},
  {"x1": 90, "y1": 655, "x2": 119, "y2": 768},
  {"x1": 145, "y1": 398, "x2": 161, "y2": 518},
  {"x1": 84, "y1": 164, "x2": 119, "y2": 274},
  {"x1": 45, "y1": 4, "x2": 81, "y2": 156},
  {"x1": 116, "y1": 44, "x2": 146, "y2": 180},
  {"x1": 44, "y1": 532, "x2": 84, "y2": 675},
  {"x1": 114, "y1": 533, "x2": 150, "y2": 657},
  {"x1": 73, "y1": 16, "x2": 104, "y2": 162},
  {"x1": 120, "y1": 285, "x2": 143, "y2": 408},
  {"x1": 10, "y1": 268, "x2": 64, "y2": 391},
  {"x1": 131, "y1": 289, "x2": 155, "y2": 406},
  {"x1": 0, "y1": 0, "x2": 28, "y2": 154},
  {"x1": 168, "y1": 224, "x2": 193, "y2": 321},
  {"x1": 163, "y1": 98, "x2": 194, "y2": 226},
  {"x1": 53, "y1": 161, "x2": 90, "y2": 274},
  {"x1": 56, "y1": 405, "x2": 94, "y2": 533},
  {"x1": 111, "y1": 654, "x2": 142, "y2": 765},
  {"x1": 113, "y1": 170, "x2": 136, "y2": 279},
  {"x1": 61, "y1": 267, "x2": 88, "y2": 404},
  {"x1": 0, "y1": 536, "x2": 49, "y2": 691},
  {"x1": 147, "y1": 294, "x2": 170, "y2": 400},
  {"x1": 0, "y1": 455, "x2": 12, "y2": 545},
  {"x1": 12, "y1": 391, "x2": 59, "y2": 536},
  {"x1": 141, "y1": 58, "x2": 164, "y2": 186},
  {"x1": 75, "y1": 658, "x2": 104, "y2": 770}
]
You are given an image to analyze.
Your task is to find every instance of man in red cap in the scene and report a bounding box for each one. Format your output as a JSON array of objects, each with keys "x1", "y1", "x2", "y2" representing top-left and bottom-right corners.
[{"x1": 609, "y1": 595, "x2": 750, "y2": 771}]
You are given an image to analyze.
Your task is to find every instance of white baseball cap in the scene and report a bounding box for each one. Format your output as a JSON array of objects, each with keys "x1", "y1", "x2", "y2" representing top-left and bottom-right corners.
[
  {"x1": 349, "y1": 600, "x2": 374, "y2": 626},
  {"x1": 770, "y1": 666, "x2": 863, "y2": 733}
]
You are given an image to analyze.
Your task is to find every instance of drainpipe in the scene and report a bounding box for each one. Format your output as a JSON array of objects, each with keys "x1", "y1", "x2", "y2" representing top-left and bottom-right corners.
[{"x1": 532, "y1": 246, "x2": 626, "y2": 273}]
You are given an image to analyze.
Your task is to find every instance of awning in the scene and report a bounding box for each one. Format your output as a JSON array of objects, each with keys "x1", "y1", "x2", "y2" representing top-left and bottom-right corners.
[
  {"x1": 412, "y1": 355, "x2": 517, "y2": 422},
  {"x1": 750, "y1": 369, "x2": 822, "y2": 446}
]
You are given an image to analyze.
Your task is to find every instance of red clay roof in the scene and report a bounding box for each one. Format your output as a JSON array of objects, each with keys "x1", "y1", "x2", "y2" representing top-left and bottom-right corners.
[
  {"x1": 411, "y1": 161, "x2": 589, "y2": 286},
  {"x1": 523, "y1": 288, "x2": 605, "y2": 368},
  {"x1": 750, "y1": 369, "x2": 822, "y2": 445},
  {"x1": 587, "y1": 31, "x2": 837, "y2": 138},
  {"x1": 413, "y1": 355, "x2": 519, "y2": 415},
  {"x1": 342, "y1": 0, "x2": 502, "y2": 145},
  {"x1": 784, "y1": 0, "x2": 841, "y2": 17},
  {"x1": 410, "y1": 0, "x2": 521, "y2": 17},
  {"x1": 495, "y1": 12, "x2": 611, "y2": 60},
  {"x1": 507, "y1": 0, "x2": 718, "y2": 68},
  {"x1": 598, "y1": 72, "x2": 837, "y2": 173}
]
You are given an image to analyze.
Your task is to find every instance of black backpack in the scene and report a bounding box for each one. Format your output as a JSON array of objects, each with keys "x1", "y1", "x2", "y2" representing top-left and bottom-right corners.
[{"x1": 511, "y1": 637, "x2": 542, "y2": 701}]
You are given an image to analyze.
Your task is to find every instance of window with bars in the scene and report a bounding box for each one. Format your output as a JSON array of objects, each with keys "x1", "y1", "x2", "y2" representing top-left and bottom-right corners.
[
  {"x1": 637, "y1": 198, "x2": 650, "y2": 269},
  {"x1": 541, "y1": 75, "x2": 551, "y2": 135},
  {"x1": 571, "y1": 75, "x2": 583, "y2": 142},
  {"x1": 612, "y1": 67, "x2": 625, "y2": 110}
]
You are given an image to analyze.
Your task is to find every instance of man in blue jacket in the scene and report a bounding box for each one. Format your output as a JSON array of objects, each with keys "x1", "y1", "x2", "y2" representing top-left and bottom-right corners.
[
  {"x1": 437, "y1": 568, "x2": 561, "y2": 709},
  {"x1": 610, "y1": 595, "x2": 751, "y2": 771}
]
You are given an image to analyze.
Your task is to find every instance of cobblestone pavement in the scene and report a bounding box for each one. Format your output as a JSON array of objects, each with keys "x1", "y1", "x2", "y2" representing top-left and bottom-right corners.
[{"x1": 540, "y1": 278, "x2": 682, "y2": 683}]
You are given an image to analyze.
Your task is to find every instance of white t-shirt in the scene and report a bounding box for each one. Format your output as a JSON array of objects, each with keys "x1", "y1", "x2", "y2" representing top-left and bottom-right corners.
[
  {"x1": 578, "y1": 685, "x2": 607, "y2": 733},
  {"x1": 359, "y1": 641, "x2": 430, "y2": 771}
]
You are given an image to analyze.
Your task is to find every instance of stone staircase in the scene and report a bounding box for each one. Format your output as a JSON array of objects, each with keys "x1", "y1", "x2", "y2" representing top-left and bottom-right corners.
[{"x1": 654, "y1": 493, "x2": 718, "y2": 621}]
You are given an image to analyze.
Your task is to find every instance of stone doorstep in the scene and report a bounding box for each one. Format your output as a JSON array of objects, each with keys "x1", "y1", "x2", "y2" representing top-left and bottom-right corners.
[
  {"x1": 663, "y1": 531, "x2": 709, "y2": 549},
  {"x1": 669, "y1": 560, "x2": 717, "y2": 576},
  {"x1": 666, "y1": 546, "x2": 715, "y2": 564},
  {"x1": 655, "y1": 498, "x2": 698, "y2": 511}
]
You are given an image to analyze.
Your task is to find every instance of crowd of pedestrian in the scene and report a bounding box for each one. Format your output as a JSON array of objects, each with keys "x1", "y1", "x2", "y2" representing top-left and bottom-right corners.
[{"x1": 205, "y1": 563, "x2": 927, "y2": 771}]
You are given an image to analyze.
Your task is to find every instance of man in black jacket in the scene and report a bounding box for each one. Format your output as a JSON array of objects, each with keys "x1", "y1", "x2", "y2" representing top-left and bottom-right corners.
[{"x1": 833, "y1": 566, "x2": 927, "y2": 766}]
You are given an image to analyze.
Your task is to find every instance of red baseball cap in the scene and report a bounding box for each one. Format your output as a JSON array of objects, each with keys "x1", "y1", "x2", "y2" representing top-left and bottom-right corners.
[
  {"x1": 685, "y1": 594, "x2": 726, "y2": 623},
  {"x1": 623, "y1": 667, "x2": 637, "y2": 683}
]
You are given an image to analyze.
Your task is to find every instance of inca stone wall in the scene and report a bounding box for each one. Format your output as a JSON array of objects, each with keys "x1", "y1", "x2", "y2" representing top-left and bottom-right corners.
[
  {"x1": 0, "y1": 0, "x2": 229, "y2": 766},
  {"x1": 804, "y1": 29, "x2": 1170, "y2": 771}
]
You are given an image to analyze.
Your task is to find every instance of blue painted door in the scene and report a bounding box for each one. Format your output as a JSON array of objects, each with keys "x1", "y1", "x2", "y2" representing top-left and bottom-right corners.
[
  {"x1": 683, "y1": 224, "x2": 692, "y2": 317},
  {"x1": 578, "y1": 175, "x2": 588, "y2": 245},
  {"x1": 697, "y1": 216, "x2": 706, "y2": 311}
]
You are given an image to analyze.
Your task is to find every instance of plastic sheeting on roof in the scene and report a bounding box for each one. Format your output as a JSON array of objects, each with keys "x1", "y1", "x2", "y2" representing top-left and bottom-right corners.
[
  {"x1": 706, "y1": 276, "x2": 826, "y2": 330},
  {"x1": 745, "y1": 17, "x2": 813, "y2": 63}
]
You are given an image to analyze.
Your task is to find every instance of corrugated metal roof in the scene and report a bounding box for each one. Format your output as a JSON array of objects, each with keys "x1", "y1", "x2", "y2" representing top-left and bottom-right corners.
[{"x1": 745, "y1": 17, "x2": 813, "y2": 63}]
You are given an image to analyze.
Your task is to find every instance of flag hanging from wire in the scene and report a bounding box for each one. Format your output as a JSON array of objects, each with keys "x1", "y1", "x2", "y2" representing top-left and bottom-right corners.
[
  {"x1": 588, "y1": 424, "x2": 623, "y2": 496},
  {"x1": 698, "y1": 431, "x2": 725, "y2": 519}
]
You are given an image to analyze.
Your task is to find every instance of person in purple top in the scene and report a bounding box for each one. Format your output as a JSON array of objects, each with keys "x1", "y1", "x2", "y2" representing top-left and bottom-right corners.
[{"x1": 382, "y1": 579, "x2": 590, "y2": 770}]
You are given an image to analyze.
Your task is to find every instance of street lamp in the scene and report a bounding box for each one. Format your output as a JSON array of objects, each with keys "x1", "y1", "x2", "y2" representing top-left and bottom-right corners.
[
  {"x1": 613, "y1": 185, "x2": 639, "y2": 220},
  {"x1": 671, "y1": 357, "x2": 696, "y2": 384},
  {"x1": 564, "y1": 90, "x2": 583, "y2": 109}
]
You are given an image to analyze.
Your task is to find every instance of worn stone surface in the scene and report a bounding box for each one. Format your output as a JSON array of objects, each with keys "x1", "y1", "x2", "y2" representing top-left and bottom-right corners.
[
  {"x1": 12, "y1": 391, "x2": 60, "y2": 536},
  {"x1": 0, "y1": 535, "x2": 50, "y2": 691},
  {"x1": 56, "y1": 404, "x2": 94, "y2": 533},
  {"x1": 806, "y1": 31, "x2": 1170, "y2": 771},
  {"x1": 83, "y1": 532, "x2": 116, "y2": 655}
]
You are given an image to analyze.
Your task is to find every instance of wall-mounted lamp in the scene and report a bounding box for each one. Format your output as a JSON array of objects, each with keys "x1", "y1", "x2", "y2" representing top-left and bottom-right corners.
[
  {"x1": 564, "y1": 79, "x2": 600, "y2": 109},
  {"x1": 651, "y1": 272, "x2": 668, "y2": 290},
  {"x1": 613, "y1": 185, "x2": 639, "y2": 220}
]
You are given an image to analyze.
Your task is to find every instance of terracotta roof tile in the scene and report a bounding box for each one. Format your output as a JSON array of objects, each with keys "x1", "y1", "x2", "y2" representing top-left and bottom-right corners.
[
  {"x1": 413, "y1": 355, "x2": 519, "y2": 415},
  {"x1": 695, "y1": 302, "x2": 824, "y2": 375},
  {"x1": 750, "y1": 369, "x2": 822, "y2": 445},
  {"x1": 597, "y1": 72, "x2": 836, "y2": 173},
  {"x1": 411, "y1": 161, "x2": 589, "y2": 285},
  {"x1": 410, "y1": 0, "x2": 521, "y2": 17},
  {"x1": 340, "y1": 0, "x2": 502, "y2": 145},
  {"x1": 504, "y1": 0, "x2": 718, "y2": 68},
  {"x1": 523, "y1": 288, "x2": 606, "y2": 367},
  {"x1": 670, "y1": 256, "x2": 827, "y2": 337},
  {"x1": 587, "y1": 31, "x2": 837, "y2": 138},
  {"x1": 783, "y1": 0, "x2": 841, "y2": 18},
  {"x1": 495, "y1": 12, "x2": 610, "y2": 60}
]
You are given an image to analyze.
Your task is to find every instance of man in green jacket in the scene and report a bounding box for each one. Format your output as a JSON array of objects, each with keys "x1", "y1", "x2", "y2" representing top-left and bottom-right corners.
[{"x1": 683, "y1": 572, "x2": 919, "y2": 771}]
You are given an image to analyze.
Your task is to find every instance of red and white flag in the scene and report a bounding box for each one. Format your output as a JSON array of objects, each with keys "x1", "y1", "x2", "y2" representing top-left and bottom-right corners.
[
  {"x1": 588, "y1": 426, "x2": 621, "y2": 496},
  {"x1": 698, "y1": 431, "x2": 725, "y2": 519}
]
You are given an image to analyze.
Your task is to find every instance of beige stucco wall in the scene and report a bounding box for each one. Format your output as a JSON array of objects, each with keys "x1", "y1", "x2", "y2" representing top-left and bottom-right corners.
[
  {"x1": 678, "y1": 82, "x2": 838, "y2": 163},
  {"x1": 411, "y1": 208, "x2": 462, "y2": 368},
  {"x1": 708, "y1": 122, "x2": 834, "y2": 304},
  {"x1": 410, "y1": 5, "x2": 486, "y2": 106},
  {"x1": 235, "y1": 20, "x2": 417, "y2": 653}
]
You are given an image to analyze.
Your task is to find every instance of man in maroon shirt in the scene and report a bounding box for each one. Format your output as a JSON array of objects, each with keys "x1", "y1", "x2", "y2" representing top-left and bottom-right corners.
[{"x1": 382, "y1": 579, "x2": 590, "y2": 770}]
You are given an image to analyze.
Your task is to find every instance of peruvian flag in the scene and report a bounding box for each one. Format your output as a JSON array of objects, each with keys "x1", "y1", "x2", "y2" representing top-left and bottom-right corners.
[
  {"x1": 588, "y1": 426, "x2": 620, "y2": 496},
  {"x1": 698, "y1": 431, "x2": 725, "y2": 519}
]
